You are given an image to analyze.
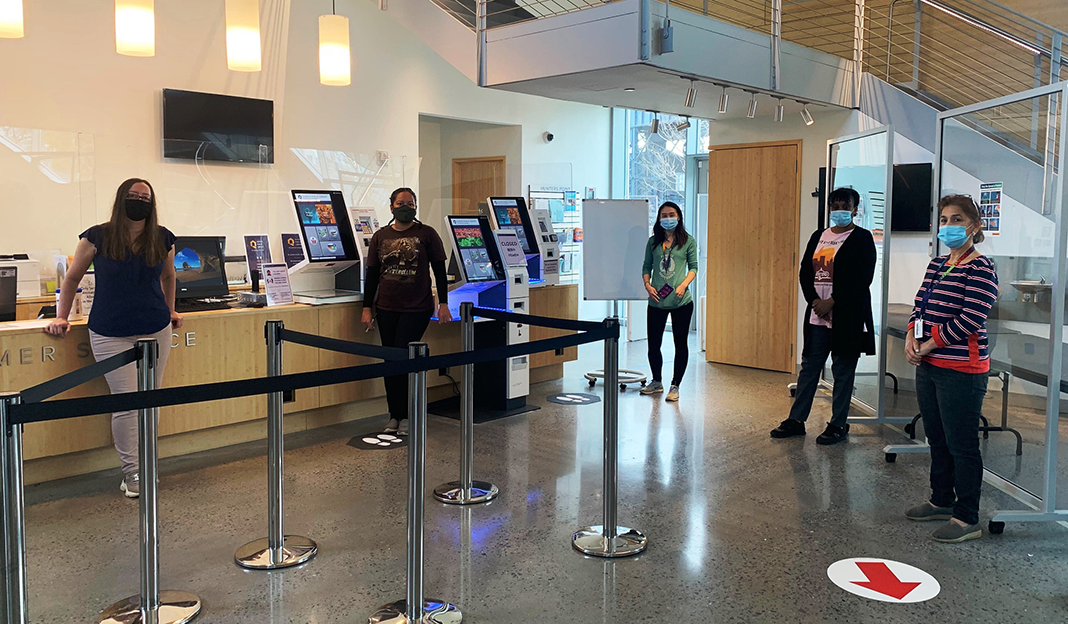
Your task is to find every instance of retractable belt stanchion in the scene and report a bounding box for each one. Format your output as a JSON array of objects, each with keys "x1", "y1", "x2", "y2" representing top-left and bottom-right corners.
[
  {"x1": 572, "y1": 318, "x2": 648, "y2": 558},
  {"x1": 433, "y1": 302, "x2": 499, "y2": 505},
  {"x1": 100, "y1": 339, "x2": 201, "y2": 624},
  {"x1": 236, "y1": 320, "x2": 318, "y2": 569},
  {"x1": 2, "y1": 392, "x2": 28, "y2": 624},
  {"x1": 371, "y1": 343, "x2": 462, "y2": 624}
]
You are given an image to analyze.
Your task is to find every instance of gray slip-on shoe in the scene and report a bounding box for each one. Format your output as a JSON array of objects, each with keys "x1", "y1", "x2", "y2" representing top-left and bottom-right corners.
[
  {"x1": 932, "y1": 520, "x2": 982, "y2": 543},
  {"x1": 905, "y1": 501, "x2": 954, "y2": 522}
]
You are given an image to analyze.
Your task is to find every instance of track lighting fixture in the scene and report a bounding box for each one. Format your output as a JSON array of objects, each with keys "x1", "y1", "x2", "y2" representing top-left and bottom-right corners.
[
  {"x1": 718, "y1": 85, "x2": 728, "y2": 114},
  {"x1": 746, "y1": 93, "x2": 758, "y2": 119},
  {"x1": 676, "y1": 118, "x2": 691, "y2": 131},
  {"x1": 800, "y1": 104, "x2": 814, "y2": 125},
  {"x1": 774, "y1": 99, "x2": 784, "y2": 122},
  {"x1": 651, "y1": 114, "x2": 660, "y2": 134},
  {"x1": 684, "y1": 80, "x2": 697, "y2": 108}
]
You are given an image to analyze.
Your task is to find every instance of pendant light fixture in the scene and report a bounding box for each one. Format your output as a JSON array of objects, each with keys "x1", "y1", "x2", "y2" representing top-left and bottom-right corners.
[
  {"x1": 115, "y1": 0, "x2": 155, "y2": 57},
  {"x1": 718, "y1": 85, "x2": 729, "y2": 114},
  {"x1": 676, "y1": 117, "x2": 691, "y2": 131},
  {"x1": 226, "y1": 0, "x2": 262, "y2": 72},
  {"x1": 684, "y1": 80, "x2": 697, "y2": 108},
  {"x1": 0, "y1": 0, "x2": 24, "y2": 38},
  {"x1": 746, "y1": 92, "x2": 758, "y2": 119},
  {"x1": 774, "y1": 99, "x2": 785, "y2": 122},
  {"x1": 800, "y1": 103, "x2": 814, "y2": 125},
  {"x1": 651, "y1": 113, "x2": 660, "y2": 134},
  {"x1": 319, "y1": 1, "x2": 351, "y2": 86}
]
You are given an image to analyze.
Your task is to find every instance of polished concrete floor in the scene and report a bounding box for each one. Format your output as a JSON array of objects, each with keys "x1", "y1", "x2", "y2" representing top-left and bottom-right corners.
[{"x1": 19, "y1": 337, "x2": 1068, "y2": 623}]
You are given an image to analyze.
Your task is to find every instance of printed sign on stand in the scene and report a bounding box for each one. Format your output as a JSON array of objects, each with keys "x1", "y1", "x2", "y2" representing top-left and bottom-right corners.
[
  {"x1": 262, "y1": 263, "x2": 293, "y2": 307},
  {"x1": 244, "y1": 235, "x2": 273, "y2": 278},
  {"x1": 827, "y1": 558, "x2": 940, "y2": 603},
  {"x1": 496, "y1": 230, "x2": 526, "y2": 267},
  {"x1": 280, "y1": 233, "x2": 305, "y2": 269}
]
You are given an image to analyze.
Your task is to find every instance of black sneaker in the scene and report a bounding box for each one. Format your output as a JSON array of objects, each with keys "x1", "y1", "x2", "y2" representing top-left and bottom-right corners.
[
  {"x1": 816, "y1": 423, "x2": 849, "y2": 445},
  {"x1": 770, "y1": 419, "x2": 806, "y2": 438}
]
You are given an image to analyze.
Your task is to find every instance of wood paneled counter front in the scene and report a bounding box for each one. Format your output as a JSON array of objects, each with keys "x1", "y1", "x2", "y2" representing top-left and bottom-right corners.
[{"x1": 0, "y1": 284, "x2": 578, "y2": 484}]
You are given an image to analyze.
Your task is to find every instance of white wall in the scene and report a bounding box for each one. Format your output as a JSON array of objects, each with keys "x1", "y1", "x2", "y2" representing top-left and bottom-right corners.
[{"x1": 0, "y1": 0, "x2": 611, "y2": 289}]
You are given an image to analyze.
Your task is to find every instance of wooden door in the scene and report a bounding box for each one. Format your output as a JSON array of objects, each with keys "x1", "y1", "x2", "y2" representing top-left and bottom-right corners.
[
  {"x1": 452, "y1": 157, "x2": 506, "y2": 215},
  {"x1": 705, "y1": 140, "x2": 800, "y2": 373}
]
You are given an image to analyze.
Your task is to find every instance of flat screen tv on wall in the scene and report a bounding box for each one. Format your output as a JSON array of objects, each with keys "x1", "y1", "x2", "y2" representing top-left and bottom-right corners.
[
  {"x1": 162, "y1": 89, "x2": 274, "y2": 163},
  {"x1": 890, "y1": 163, "x2": 933, "y2": 232}
]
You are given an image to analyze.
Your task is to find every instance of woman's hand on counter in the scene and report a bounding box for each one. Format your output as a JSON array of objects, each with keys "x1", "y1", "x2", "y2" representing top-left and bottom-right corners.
[
  {"x1": 437, "y1": 303, "x2": 453, "y2": 324},
  {"x1": 361, "y1": 307, "x2": 375, "y2": 332},
  {"x1": 45, "y1": 318, "x2": 70, "y2": 337},
  {"x1": 170, "y1": 311, "x2": 184, "y2": 329}
]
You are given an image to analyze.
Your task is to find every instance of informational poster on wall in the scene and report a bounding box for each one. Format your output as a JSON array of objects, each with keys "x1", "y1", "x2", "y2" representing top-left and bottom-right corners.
[
  {"x1": 262, "y1": 263, "x2": 293, "y2": 306},
  {"x1": 243, "y1": 234, "x2": 273, "y2": 277},
  {"x1": 979, "y1": 182, "x2": 1002, "y2": 237}
]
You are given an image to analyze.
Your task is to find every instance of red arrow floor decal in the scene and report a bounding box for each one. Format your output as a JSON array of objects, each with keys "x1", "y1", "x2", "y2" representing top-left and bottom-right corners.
[{"x1": 851, "y1": 561, "x2": 922, "y2": 600}]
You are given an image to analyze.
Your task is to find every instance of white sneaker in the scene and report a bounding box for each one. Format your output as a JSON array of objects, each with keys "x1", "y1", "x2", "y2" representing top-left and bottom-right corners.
[
  {"x1": 398, "y1": 419, "x2": 410, "y2": 436},
  {"x1": 120, "y1": 474, "x2": 140, "y2": 499},
  {"x1": 384, "y1": 419, "x2": 399, "y2": 433},
  {"x1": 665, "y1": 385, "x2": 680, "y2": 402},
  {"x1": 640, "y1": 381, "x2": 664, "y2": 395}
]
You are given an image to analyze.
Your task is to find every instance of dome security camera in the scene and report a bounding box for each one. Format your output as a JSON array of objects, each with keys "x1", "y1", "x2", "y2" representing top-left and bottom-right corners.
[{"x1": 543, "y1": 132, "x2": 554, "y2": 143}]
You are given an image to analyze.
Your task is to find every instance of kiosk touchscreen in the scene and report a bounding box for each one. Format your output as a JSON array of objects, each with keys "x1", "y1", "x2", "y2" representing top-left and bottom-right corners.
[
  {"x1": 486, "y1": 197, "x2": 545, "y2": 284},
  {"x1": 347, "y1": 207, "x2": 380, "y2": 290},
  {"x1": 444, "y1": 215, "x2": 507, "y2": 317},
  {"x1": 289, "y1": 190, "x2": 362, "y2": 304}
]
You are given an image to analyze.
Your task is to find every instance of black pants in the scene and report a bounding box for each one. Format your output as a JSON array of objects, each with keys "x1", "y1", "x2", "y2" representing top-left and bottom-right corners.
[
  {"x1": 916, "y1": 361, "x2": 987, "y2": 525},
  {"x1": 647, "y1": 302, "x2": 694, "y2": 386},
  {"x1": 377, "y1": 309, "x2": 433, "y2": 420},
  {"x1": 789, "y1": 325, "x2": 859, "y2": 428}
]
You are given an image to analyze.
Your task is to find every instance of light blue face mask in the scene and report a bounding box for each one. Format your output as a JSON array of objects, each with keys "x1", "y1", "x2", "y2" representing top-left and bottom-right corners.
[
  {"x1": 938, "y1": 225, "x2": 971, "y2": 249},
  {"x1": 660, "y1": 217, "x2": 678, "y2": 231},
  {"x1": 829, "y1": 210, "x2": 854, "y2": 227}
]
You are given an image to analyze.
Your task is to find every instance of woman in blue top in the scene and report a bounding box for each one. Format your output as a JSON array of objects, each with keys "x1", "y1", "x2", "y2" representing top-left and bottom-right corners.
[
  {"x1": 640, "y1": 202, "x2": 699, "y2": 403},
  {"x1": 46, "y1": 178, "x2": 181, "y2": 498}
]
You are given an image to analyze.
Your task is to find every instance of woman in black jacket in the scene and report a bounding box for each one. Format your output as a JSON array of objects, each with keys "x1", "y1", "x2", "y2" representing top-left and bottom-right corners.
[{"x1": 771, "y1": 187, "x2": 877, "y2": 445}]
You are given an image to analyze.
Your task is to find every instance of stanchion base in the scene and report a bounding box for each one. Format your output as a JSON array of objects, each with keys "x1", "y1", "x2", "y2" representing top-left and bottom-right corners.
[
  {"x1": 234, "y1": 535, "x2": 318, "y2": 569},
  {"x1": 432, "y1": 481, "x2": 499, "y2": 505},
  {"x1": 571, "y1": 526, "x2": 647, "y2": 558},
  {"x1": 99, "y1": 590, "x2": 201, "y2": 624},
  {"x1": 369, "y1": 599, "x2": 462, "y2": 624}
]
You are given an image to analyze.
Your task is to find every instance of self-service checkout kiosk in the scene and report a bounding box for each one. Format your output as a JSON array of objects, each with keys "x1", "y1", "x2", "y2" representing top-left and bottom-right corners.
[
  {"x1": 288, "y1": 190, "x2": 365, "y2": 304},
  {"x1": 444, "y1": 214, "x2": 530, "y2": 411},
  {"x1": 485, "y1": 196, "x2": 560, "y2": 287}
]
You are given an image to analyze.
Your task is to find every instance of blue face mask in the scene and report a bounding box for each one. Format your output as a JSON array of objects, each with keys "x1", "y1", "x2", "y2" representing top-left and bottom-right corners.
[
  {"x1": 829, "y1": 210, "x2": 853, "y2": 227},
  {"x1": 938, "y1": 225, "x2": 971, "y2": 249},
  {"x1": 660, "y1": 217, "x2": 678, "y2": 231}
]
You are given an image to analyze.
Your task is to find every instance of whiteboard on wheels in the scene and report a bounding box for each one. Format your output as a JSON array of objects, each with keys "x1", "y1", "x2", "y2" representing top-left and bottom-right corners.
[{"x1": 582, "y1": 199, "x2": 650, "y2": 301}]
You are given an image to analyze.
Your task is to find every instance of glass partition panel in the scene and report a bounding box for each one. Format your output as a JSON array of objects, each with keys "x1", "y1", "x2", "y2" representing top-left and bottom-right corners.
[
  {"x1": 824, "y1": 130, "x2": 892, "y2": 414},
  {"x1": 936, "y1": 92, "x2": 1063, "y2": 502}
]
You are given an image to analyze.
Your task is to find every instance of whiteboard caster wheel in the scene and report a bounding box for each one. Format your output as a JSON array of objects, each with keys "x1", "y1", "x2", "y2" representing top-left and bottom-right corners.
[
  {"x1": 885, "y1": 453, "x2": 897, "y2": 463},
  {"x1": 988, "y1": 521, "x2": 1005, "y2": 535},
  {"x1": 620, "y1": 384, "x2": 628, "y2": 392},
  {"x1": 640, "y1": 381, "x2": 646, "y2": 387},
  {"x1": 789, "y1": 388, "x2": 796, "y2": 397},
  {"x1": 904, "y1": 423, "x2": 914, "y2": 435},
  {"x1": 588, "y1": 379, "x2": 596, "y2": 388}
]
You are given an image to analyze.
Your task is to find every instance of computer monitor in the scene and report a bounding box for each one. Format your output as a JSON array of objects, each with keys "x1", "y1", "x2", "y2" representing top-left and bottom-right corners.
[
  {"x1": 446, "y1": 215, "x2": 506, "y2": 283},
  {"x1": 0, "y1": 266, "x2": 16, "y2": 322},
  {"x1": 488, "y1": 197, "x2": 540, "y2": 256},
  {"x1": 291, "y1": 190, "x2": 360, "y2": 264},
  {"x1": 173, "y1": 236, "x2": 229, "y2": 300}
]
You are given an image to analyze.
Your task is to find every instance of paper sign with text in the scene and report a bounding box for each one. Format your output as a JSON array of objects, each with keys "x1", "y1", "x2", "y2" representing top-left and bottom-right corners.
[{"x1": 262, "y1": 263, "x2": 293, "y2": 307}]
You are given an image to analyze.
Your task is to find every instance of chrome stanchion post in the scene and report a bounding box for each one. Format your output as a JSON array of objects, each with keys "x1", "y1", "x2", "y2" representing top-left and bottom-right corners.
[
  {"x1": 371, "y1": 343, "x2": 462, "y2": 624},
  {"x1": 572, "y1": 318, "x2": 647, "y2": 558},
  {"x1": 2, "y1": 393, "x2": 28, "y2": 624},
  {"x1": 434, "y1": 302, "x2": 498, "y2": 505},
  {"x1": 100, "y1": 340, "x2": 200, "y2": 624},
  {"x1": 236, "y1": 321, "x2": 317, "y2": 570}
]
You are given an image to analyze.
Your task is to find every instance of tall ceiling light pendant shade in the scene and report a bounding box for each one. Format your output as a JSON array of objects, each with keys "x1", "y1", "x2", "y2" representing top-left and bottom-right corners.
[
  {"x1": 684, "y1": 80, "x2": 697, "y2": 108},
  {"x1": 319, "y1": 13, "x2": 351, "y2": 86},
  {"x1": 226, "y1": 0, "x2": 262, "y2": 72},
  {"x1": 0, "y1": 0, "x2": 24, "y2": 38},
  {"x1": 115, "y1": 0, "x2": 155, "y2": 57},
  {"x1": 746, "y1": 93, "x2": 758, "y2": 118},
  {"x1": 774, "y1": 100, "x2": 784, "y2": 122},
  {"x1": 718, "y1": 86, "x2": 728, "y2": 114}
]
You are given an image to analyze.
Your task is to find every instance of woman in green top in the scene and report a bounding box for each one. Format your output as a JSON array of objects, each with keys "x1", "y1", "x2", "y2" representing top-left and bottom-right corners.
[{"x1": 641, "y1": 201, "x2": 699, "y2": 402}]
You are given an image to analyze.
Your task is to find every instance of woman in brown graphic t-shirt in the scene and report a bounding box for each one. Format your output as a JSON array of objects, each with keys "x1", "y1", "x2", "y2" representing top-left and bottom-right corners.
[{"x1": 362, "y1": 188, "x2": 452, "y2": 435}]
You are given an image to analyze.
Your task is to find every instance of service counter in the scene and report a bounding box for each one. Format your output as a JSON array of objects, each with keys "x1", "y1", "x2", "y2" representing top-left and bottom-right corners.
[{"x1": 0, "y1": 283, "x2": 578, "y2": 484}]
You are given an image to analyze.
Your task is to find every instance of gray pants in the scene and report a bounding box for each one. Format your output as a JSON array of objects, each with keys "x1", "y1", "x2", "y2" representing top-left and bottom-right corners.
[{"x1": 89, "y1": 325, "x2": 172, "y2": 477}]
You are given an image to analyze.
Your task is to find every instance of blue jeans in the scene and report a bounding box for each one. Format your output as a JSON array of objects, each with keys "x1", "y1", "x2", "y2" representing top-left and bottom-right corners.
[
  {"x1": 916, "y1": 361, "x2": 987, "y2": 526},
  {"x1": 789, "y1": 325, "x2": 858, "y2": 428}
]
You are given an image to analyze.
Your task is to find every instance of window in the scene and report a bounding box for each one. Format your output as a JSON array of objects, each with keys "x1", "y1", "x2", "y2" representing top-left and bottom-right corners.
[{"x1": 623, "y1": 110, "x2": 688, "y2": 221}]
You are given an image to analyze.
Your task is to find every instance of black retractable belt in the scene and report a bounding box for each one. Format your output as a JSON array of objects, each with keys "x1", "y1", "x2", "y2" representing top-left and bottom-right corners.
[
  {"x1": 278, "y1": 328, "x2": 408, "y2": 361},
  {"x1": 471, "y1": 306, "x2": 608, "y2": 333},
  {"x1": 21, "y1": 347, "x2": 139, "y2": 404}
]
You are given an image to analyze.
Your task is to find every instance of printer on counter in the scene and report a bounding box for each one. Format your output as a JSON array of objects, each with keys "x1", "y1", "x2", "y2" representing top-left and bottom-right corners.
[{"x1": 0, "y1": 255, "x2": 41, "y2": 299}]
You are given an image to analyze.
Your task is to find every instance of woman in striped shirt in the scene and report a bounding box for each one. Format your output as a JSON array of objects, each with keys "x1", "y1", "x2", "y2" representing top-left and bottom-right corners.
[{"x1": 904, "y1": 194, "x2": 998, "y2": 543}]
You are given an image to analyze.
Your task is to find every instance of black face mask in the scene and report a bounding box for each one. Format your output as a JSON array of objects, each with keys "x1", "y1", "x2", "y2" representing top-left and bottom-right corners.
[
  {"x1": 393, "y1": 206, "x2": 417, "y2": 223},
  {"x1": 125, "y1": 198, "x2": 152, "y2": 222}
]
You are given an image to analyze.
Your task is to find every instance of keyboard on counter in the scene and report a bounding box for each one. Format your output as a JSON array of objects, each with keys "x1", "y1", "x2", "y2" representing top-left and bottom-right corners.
[{"x1": 174, "y1": 298, "x2": 234, "y2": 313}]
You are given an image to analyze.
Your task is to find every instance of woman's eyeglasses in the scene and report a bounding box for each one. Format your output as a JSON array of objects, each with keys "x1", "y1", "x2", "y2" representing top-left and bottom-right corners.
[
  {"x1": 126, "y1": 193, "x2": 152, "y2": 202},
  {"x1": 393, "y1": 202, "x2": 416, "y2": 209}
]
